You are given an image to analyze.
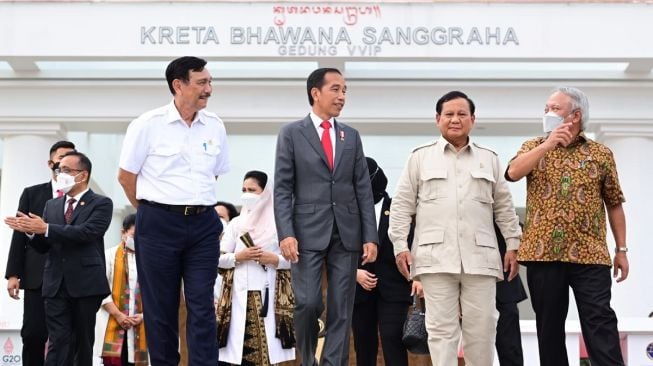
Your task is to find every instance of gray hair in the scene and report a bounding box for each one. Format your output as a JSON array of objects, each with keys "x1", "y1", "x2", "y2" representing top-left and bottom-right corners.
[{"x1": 553, "y1": 86, "x2": 589, "y2": 130}]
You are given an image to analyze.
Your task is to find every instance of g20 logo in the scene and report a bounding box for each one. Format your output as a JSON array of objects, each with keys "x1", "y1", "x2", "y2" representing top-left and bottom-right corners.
[{"x1": 1, "y1": 354, "x2": 22, "y2": 363}]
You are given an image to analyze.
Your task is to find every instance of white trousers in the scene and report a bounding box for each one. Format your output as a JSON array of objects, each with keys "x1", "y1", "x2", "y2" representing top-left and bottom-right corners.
[{"x1": 420, "y1": 272, "x2": 498, "y2": 366}]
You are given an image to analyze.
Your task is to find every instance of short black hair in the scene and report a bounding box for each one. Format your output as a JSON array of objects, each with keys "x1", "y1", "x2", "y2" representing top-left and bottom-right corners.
[
  {"x1": 122, "y1": 214, "x2": 136, "y2": 231},
  {"x1": 243, "y1": 170, "x2": 268, "y2": 190},
  {"x1": 215, "y1": 201, "x2": 239, "y2": 221},
  {"x1": 306, "y1": 68, "x2": 342, "y2": 106},
  {"x1": 436, "y1": 91, "x2": 475, "y2": 116},
  {"x1": 165, "y1": 56, "x2": 208, "y2": 95},
  {"x1": 49, "y1": 141, "x2": 75, "y2": 158},
  {"x1": 61, "y1": 151, "x2": 92, "y2": 181}
]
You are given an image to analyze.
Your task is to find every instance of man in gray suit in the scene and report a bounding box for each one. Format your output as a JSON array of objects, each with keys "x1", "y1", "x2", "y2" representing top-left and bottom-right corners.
[{"x1": 274, "y1": 68, "x2": 379, "y2": 366}]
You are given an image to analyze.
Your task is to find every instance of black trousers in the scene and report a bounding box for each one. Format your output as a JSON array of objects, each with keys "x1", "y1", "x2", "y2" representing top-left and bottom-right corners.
[
  {"x1": 44, "y1": 284, "x2": 103, "y2": 366},
  {"x1": 352, "y1": 293, "x2": 410, "y2": 366},
  {"x1": 526, "y1": 262, "x2": 624, "y2": 366},
  {"x1": 495, "y1": 301, "x2": 523, "y2": 366},
  {"x1": 22, "y1": 288, "x2": 48, "y2": 366}
]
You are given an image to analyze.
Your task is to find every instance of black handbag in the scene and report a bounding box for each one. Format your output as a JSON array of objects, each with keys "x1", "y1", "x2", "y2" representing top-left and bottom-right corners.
[{"x1": 402, "y1": 295, "x2": 429, "y2": 355}]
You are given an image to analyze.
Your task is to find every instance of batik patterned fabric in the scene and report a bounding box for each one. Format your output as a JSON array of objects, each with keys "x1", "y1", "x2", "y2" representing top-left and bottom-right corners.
[
  {"x1": 274, "y1": 269, "x2": 295, "y2": 349},
  {"x1": 241, "y1": 291, "x2": 271, "y2": 366},
  {"x1": 216, "y1": 267, "x2": 234, "y2": 348},
  {"x1": 515, "y1": 133, "x2": 625, "y2": 265}
]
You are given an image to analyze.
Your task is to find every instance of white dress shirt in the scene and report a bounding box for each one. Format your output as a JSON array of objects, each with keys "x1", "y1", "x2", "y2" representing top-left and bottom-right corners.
[
  {"x1": 63, "y1": 187, "x2": 89, "y2": 215},
  {"x1": 50, "y1": 178, "x2": 61, "y2": 198},
  {"x1": 119, "y1": 100, "x2": 230, "y2": 205}
]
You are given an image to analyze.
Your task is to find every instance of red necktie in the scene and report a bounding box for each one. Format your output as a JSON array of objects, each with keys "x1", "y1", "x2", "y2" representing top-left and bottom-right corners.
[
  {"x1": 64, "y1": 198, "x2": 76, "y2": 224},
  {"x1": 320, "y1": 120, "x2": 334, "y2": 171}
]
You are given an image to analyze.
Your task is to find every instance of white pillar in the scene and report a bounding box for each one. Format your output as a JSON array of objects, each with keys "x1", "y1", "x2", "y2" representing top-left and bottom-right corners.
[
  {"x1": 594, "y1": 123, "x2": 653, "y2": 319},
  {"x1": 0, "y1": 123, "x2": 64, "y2": 330}
]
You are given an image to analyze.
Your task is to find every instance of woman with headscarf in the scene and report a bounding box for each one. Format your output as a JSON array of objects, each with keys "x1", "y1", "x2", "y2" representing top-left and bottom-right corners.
[{"x1": 216, "y1": 170, "x2": 295, "y2": 366}]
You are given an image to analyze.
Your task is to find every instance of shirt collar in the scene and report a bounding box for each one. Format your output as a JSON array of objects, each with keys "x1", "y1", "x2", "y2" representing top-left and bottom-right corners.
[
  {"x1": 310, "y1": 112, "x2": 334, "y2": 130},
  {"x1": 166, "y1": 100, "x2": 205, "y2": 125},
  {"x1": 67, "y1": 187, "x2": 89, "y2": 203},
  {"x1": 573, "y1": 131, "x2": 589, "y2": 145},
  {"x1": 437, "y1": 135, "x2": 471, "y2": 154},
  {"x1": 50, "y1": 178, "x2": 58, "y2": 197}
]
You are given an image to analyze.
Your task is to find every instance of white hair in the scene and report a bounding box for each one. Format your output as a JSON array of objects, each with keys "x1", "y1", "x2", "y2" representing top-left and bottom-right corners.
[{"x1": 553, "y1": 86, "x2": 590, "y2": 130}]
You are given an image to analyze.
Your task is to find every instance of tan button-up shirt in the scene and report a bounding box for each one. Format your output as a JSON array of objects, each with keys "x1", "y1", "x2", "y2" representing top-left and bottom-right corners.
[
  {"x1": 389, "y1": 137, "x2": 522, "y2": 280},
  {"x1": 513, "y1": 133, "x2": 625, "y2": 266}
]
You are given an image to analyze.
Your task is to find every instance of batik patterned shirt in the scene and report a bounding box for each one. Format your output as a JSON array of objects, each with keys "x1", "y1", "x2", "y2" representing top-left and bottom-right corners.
[{"x1": 513, "y1": 133, "x2": 625, "y2": 266}]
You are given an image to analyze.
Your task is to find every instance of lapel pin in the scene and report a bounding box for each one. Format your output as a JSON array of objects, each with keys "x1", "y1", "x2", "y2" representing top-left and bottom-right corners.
[
  {"x1": 384, "y1": 210, "x2": 390, "y2": 216},
  {"x1": 339, "y1": 130, "x2": 345, "y2": 141},
  {"x1": 80, "y1": 201, "x2": 85, "y2": 206}
]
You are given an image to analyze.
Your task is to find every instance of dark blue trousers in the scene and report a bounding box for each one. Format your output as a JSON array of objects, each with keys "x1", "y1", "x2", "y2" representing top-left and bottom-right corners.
[{"x1": 135, "y1": 203, "x2": 221, "y2": 366}]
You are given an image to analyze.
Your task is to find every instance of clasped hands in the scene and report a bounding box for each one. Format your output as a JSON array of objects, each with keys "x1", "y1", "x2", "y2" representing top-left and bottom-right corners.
[
  {"x1": 4, "y1": 211, "x2": 47, "y2": 235},
  {"x1": 115, "y1": 313, "x2": 143, "y2": 330},
  {"x1": 235, "y1": 246, "x2": 278, "y2": 266}
]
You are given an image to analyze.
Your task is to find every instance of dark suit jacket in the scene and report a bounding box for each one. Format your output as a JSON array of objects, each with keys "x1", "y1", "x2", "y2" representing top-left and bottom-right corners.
[
  {"x1": 495, "y1": 223, "x2": 527, "y2": 304},
  {"x1": 356, "y1": 195, "x2": 413, "y2": 304},
  {"x1": 5, "y1": 182, "x2": 52, "y2": 289},
  {"x1": 274, "y1": 115, "x2": 378, "y2": 251},
  {"x1": 29, "y1": 189, "x2": 112, "y2": 299}
]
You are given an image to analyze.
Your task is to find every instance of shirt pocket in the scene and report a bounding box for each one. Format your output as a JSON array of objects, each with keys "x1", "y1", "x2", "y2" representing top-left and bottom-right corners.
[
  {"x1": 149, "y1": 144, "x2": 182, "y2": 176},
  {"x1": 474, "y1": 230, "x2": 500, "y2": 269},
  {"x1": 197, "y1": 143, "x2": 222, "y2": 173},
  {"x1": 470, "y1": 170, "x2": 495, "y2": 204},
  {"x1": 419, "y1": 169, "x2": 448, "y2": 200},
  {"x1": 414, "y1": 229, "x2": 445, "y2": 267}
]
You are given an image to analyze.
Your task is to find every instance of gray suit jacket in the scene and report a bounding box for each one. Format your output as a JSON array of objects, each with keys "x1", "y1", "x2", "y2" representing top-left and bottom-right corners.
[{"x1": 274, "y1": 115, "x2": 378, "y2": 251}]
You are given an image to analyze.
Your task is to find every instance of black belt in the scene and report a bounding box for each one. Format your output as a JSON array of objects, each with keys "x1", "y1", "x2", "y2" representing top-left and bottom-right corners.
[{"x1": 139, "y1": 200, "x2": 211, "y2": 216}]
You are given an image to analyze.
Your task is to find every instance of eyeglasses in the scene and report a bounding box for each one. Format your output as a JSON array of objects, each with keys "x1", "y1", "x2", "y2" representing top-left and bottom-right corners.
[{"x1": 54, "y1": 168, "x2": 83, "y2": 175}]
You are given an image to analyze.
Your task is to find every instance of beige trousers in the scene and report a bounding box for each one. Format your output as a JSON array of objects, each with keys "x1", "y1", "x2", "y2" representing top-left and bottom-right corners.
[{"x1": 420, "y1": 273, "x2": 498, "y2": 366}]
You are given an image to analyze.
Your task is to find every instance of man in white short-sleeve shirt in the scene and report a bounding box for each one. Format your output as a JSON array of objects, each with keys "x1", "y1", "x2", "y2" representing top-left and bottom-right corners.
[{"x1": 118, "y1": 56, "x2": 229, "y2": 366}]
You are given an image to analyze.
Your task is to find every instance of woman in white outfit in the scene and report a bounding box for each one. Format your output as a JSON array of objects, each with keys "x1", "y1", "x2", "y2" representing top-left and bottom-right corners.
[{"x1": 217, "y1": 170, "x2": 295, "y2": 366}]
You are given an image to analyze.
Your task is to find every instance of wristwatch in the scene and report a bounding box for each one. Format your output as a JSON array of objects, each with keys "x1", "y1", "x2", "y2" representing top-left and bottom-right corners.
[{"x1": 615, "y1": 247, "x2": 628, "y2": 253}]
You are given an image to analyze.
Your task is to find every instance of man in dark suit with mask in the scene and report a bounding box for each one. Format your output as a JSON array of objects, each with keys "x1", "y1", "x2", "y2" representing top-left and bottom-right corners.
[
  {"x1": 352, "y1": 157, "x2": 422, "y2": 366},
  {"x1": 5, "y1": 151, "x2": 112, "y2": 366},
  {"x1": 4, "y1": 140, "x2": 75, "y2": 366}
]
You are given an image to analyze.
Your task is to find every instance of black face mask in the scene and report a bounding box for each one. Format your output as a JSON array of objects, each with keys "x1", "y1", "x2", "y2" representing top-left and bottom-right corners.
[{"x1": 369, "y1": 166, "x2": 388, "y2": 204}]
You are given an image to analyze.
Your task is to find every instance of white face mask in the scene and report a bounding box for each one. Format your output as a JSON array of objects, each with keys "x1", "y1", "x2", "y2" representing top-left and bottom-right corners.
[
  {"x1": 56, "y1": 172, "x2": 80, "y2": 194},
  {"x1": 125, "y1": 236, "x2": 135, "y2": 251},
  {"x1": 219, "y1": 218, "x2": 228, "y2": 229},
  {"x1": 543, "y1": 111, "x2": 570, "y2": 133},
  {"x1": 240, "y1": 192, "x2": 261, "y2": 210}
]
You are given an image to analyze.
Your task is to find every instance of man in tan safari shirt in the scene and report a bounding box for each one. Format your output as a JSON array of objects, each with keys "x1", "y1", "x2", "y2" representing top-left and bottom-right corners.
[
  {"x1": 505, "y1": 86, "x2": 628, "y2": 366},
  {"x1": 389, "y1": 91, "x2": 521, "y2": 366}
]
